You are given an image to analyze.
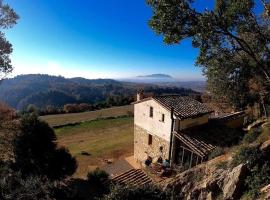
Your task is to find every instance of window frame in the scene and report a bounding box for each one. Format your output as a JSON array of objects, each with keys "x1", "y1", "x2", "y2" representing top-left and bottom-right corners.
[
  {"x1": 148, "y1": 134, "x2": 153, "y2": 145},
  {"x1": 149, "y1": 106, "x2": 153, "y2": 118},
  {"x1": 161, "y1": 114, "x2": 165, "y2": 122}
]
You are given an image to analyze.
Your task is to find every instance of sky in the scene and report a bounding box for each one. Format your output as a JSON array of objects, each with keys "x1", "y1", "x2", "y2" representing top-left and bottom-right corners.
[{"x1": 4, "y1": 0, "x2": 211, "y2": 81}]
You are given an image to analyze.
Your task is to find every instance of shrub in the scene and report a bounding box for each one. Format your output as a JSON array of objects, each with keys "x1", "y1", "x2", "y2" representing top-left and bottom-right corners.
[
  {"x1": 208, "y1": 147, "x2": 224, "y2": 160},
  {"x1": 103, "y1": 184, "x2": 183, "y2": 200},
  {"x1": 87, "y1": 168, "x2": 109, "y2": 186},
  {"x1": 87, "y1": 168, "x2": 110, "y2": 197},
  {"x1": 231, "y1": 145, "x2": 270, "y2": 199},
  {"x1": 244, "y1": 163, "x2": 270, "y2": 199},
  {"x1": 242, "y1": 130, "x2": 260, "y2": 144},
  {"x1": 231, "y1": 145, "x2": 262, "y2": 168},
  {"x1": 216, "y1": 161, "x2": 228, "y2": 170},
  {"x1": 0, "y1": 169, "x2": 53, "y2": 200}
]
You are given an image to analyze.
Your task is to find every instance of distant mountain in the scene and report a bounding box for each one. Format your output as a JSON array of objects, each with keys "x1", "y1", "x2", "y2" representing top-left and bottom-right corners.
[
  {"x1": 137, "y1": 74, "x2": 172, "y2": 78},
  {"x1": 0, "y1": 74, "x2": 200, "y2": 110}
]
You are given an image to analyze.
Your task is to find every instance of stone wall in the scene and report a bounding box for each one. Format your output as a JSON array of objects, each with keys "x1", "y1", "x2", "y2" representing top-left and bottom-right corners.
[{"x1": 134, "y1": 125, "x2": 170, "y2": 163}]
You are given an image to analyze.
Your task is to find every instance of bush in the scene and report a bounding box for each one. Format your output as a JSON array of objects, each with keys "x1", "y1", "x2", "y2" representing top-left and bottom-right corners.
[
  {"x1": 0, "y1": 168, "x2": 53, "y2": 200},
  {"x1": 103, "y1": 184, "x2": 183, "y2": 200},
  {"x1": 216, "y1": 161, "x2": 229, "y2": 170},
  {"x1": 231, "y1": 145, "x2": 262, "y2": 168},
  {"x1": 242, "y1": 130, "x2": 260, "y2": 144},
  {"x1": 231, "y1": 145, "x2": 270, "y2": 199},
  {"x1": 87, "y1": 168, "x2": 109, "y2": 185},
  {"x1": 244, "y1": 163, "x2": 270, "y2": 199},
  {"x1": 208, "y1": 147, "x2": 224, "y2": 160},
  {"x1": 87, "y1": 168, "x2": 110, "y2": 197}
]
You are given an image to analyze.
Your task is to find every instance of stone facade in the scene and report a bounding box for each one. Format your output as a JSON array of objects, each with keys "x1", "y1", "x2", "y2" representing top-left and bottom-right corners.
[{"x1": 134, "y1": 125, "x2": 170, "y2": 163}]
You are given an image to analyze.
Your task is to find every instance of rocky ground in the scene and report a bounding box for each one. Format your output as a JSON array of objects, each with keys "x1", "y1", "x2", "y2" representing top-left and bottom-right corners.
[{"x1": 160, "y1": 139, "x2": 270, "y2": 200}]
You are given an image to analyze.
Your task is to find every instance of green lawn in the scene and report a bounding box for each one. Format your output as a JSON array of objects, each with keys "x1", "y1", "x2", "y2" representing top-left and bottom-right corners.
[
  {"x1": 41, "y1": 105, "x2": 133, "y2": 127},
  {"x1": 55, "y1": 117, "x2": 134, "y2": 178}
]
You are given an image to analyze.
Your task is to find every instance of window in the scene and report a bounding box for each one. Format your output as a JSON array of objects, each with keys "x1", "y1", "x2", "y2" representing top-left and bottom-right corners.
[
  {"x1": 161, "y1": 114, "x2": 165, "y2": 122},
  {"x1": 148, "y1": 134, "x2": 152, "y2": 145},
  {"x1": 149, "y1": 106, "x2": 153, "y2": 118}
]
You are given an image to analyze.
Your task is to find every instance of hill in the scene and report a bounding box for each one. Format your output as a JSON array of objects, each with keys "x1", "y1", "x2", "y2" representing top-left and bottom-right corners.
[
  {"x1": 0, "y1": 74, "x2": 200, "y2": 110},
  {"x1": 137, "y1": 74, "x2": 172, "y2": 78}
]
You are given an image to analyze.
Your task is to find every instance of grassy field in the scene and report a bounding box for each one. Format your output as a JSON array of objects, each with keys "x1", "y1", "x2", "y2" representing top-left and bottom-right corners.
[
  {"x1": 41, "y1": 105, "x2": 133, "y2": 127},
  {"x1": 55, "y1": 116, "x2": 134, "y2": 178}
]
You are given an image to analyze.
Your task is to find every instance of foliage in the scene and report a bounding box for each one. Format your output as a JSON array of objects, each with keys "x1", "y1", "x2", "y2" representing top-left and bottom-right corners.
[
  {"x1": 231, "y1": 145, "x2": 270, "y2": 198},
  {"x1": 244, "y1": 163, "x2": 270, "y2": 199},
  {"x1": 0, "y1": 162, "x2": 53, "y2": 200},
  {"x1": 87, "y1": 168, "x2": 109, "y2": 185},
  {"x1": 13, "y1": 114, "x2": 77, "y2": 180},
  {"x1": 87, "y1": 168, "x2": 110, "y2": 197},
  {"x1": 0, "y1": 103, "x2": 18, "y2": 161},
  {"x1": 242, "y1": 129, "x2": 261, "y2": 144},
  {"x1": 0, "y1": 102, "x2": 16, "y2": 124},
  {"x1": 103, "y1": 184, "x2": 183, "y2": 200},
  {"x1": 216, "y1": 161, "x2": 229, "y2": 170},
  {"x1": 0, "y1": 1, "x2": 19, "y2": 80},
  {"x1": 63, "y1": 103, "x2": 93, "y2": 113},
  {"x1": 27, "y1": 104, "x2": 38, "y2": 113},
  {"x1": 208, "y1": 147, "x2": 224, "y2": 160},
  {"x1": 0, "y1": 74, "x2": 200, "y2": 111},
  {"x1": 231, "y1": 145, "x2": 262, "y2": 168},
  {"x1": 147, "y1": 0, "x2": 270, "y2": 111}
]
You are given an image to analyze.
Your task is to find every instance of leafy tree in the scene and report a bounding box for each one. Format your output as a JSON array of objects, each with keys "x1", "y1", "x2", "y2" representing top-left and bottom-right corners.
[
  {"x1": 13, "y1": 114, "x2": 77, "y2": 180},
  {"x1": 0, "y1": 1, "x2": 19, "y2": 81},
  {"x1": 27, "y1": 104, "x2": 38, "y2": 114},
  {"x1": 147, "y1": 0, "x2": 270, "y2": 112}
]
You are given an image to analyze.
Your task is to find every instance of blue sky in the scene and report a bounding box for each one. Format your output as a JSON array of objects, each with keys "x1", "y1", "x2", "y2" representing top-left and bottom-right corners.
[{"x1": 4, "y1": 0, "x2": 210, "y2": 80}]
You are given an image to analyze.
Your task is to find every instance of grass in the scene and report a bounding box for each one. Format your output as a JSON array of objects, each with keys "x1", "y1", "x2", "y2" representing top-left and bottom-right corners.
[
  {"x1": 256, "y1": 120, "x2": 270, "y2": 143},
  {"x1": 55, "y1": 117, "x2": 134, "y2": 178},
  {"x1": 40, "y1": 105, "x2": 133, "y2": 127}
]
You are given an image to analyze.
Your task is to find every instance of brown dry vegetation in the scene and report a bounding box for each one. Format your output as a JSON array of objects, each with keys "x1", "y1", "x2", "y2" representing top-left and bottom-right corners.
[
  {"x1": 0, "y1": 103, "x2": 19, "y2": 161},
  {"x1": 55, "y1": 117, "x2": 134, "y2": 178},
  {"x1": 40, "y1": 105, "x2": 133, "y2": 127}
]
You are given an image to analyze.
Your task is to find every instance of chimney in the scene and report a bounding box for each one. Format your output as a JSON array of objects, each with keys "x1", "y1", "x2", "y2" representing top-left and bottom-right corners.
[{"x1": 136, "y1": 90, "x2": 144, "y2": 101}]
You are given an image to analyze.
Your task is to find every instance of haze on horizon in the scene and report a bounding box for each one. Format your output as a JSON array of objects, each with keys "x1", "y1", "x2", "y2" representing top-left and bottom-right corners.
[{"x1": 4, "y1": 0, "x2": 211, "y2": 81}]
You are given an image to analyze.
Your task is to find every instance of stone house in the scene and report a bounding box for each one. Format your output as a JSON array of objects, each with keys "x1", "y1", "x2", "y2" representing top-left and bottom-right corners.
[{"x1": 133, "y1": 92, "x2": 215, "y2": 169}]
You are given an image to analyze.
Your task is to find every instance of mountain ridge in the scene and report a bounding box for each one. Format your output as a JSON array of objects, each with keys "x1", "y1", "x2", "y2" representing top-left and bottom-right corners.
[{"x1": 0, "y1": 74, "x2": 200, "y2": 110}]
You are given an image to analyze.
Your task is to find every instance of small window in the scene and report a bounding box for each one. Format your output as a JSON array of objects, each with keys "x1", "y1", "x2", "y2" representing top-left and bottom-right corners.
[
  {"x1": 148, "y1": 134, "x2": 152, "y2": 145},
  {"x1": 149, "y1": 106, "x2": 153, "y2": 118},
  {"x1": 161, "y1": 114, "x2": 165, "y2": 122}
]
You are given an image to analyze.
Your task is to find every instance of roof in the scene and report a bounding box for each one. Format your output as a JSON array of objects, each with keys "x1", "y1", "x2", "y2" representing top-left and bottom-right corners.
[
  {"x1": 153, "y1": 95, "x2": 213, "y2": 119},
  {"x1": 210, "y1": 111, "x2": 246, "y2": 121},
  {"x1": 174, "y1": 131, "x2": 216, "y2": 157}
]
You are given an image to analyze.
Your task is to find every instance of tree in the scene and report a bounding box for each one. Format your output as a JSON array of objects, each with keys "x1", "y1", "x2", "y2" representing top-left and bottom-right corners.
[
  {"x1": 147, "y1": 0, "x2": 270, "y2": 112},
  {"x1": 0, "y1": 0, "x2": 19, "y2": 81},
  {"x1": 13, "y1": 114, "x2": 77, "y2": 180},
  {"x1": 27, "y1": 104, "x2": 38, "y2": 114}
]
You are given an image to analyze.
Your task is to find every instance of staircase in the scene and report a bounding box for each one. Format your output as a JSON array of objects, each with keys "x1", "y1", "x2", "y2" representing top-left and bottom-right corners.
[{"x1": 112, "y1": 169, "x2": 152, "y2": 186}]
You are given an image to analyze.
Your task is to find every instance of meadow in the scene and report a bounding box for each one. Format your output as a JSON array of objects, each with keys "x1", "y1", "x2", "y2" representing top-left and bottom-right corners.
[
  {"x1": 55, "y1": 116, "x2": 134, "y2": 178},
  {"x1": 41, "y1": 105, "x2": 133, "y2": 127}
]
